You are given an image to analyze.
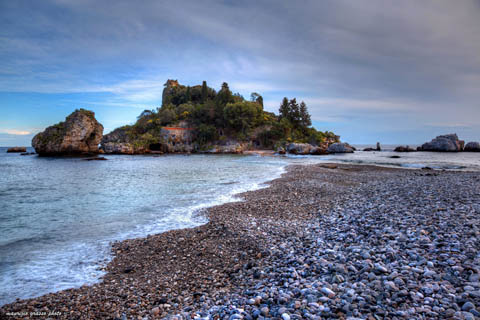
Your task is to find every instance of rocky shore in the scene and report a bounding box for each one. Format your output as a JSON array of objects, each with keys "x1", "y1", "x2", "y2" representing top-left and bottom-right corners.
[{"x1": 1, "y1": 164, "x2": 480, "y2": 319}]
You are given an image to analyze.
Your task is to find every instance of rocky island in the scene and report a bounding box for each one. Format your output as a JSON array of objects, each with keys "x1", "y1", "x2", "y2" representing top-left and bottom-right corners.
[
  {"x1": 99, "y1": 80, "x2": 344, "y2": 155},
  {"x1": 32, "y1": 109, "x2": 103, "y2": 156}
]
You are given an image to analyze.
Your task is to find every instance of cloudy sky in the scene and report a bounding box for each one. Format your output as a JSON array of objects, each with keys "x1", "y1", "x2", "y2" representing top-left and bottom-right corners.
[{"x1": 1, "y1": 0, "x2": 479, "y2": 146}]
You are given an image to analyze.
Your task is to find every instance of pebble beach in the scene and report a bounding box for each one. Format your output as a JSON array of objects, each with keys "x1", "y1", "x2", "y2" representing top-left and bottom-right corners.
[{"x1": 1, "y1": 163, "x2": 480, "y2": 320}]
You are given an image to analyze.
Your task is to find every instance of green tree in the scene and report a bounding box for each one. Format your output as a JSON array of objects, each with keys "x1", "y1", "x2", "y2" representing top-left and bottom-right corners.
[
  {"x1": 223, "y1": 101, "x2": 262, "y2": 134},
  {"x1": 279, "y1": 97, "x2": 289, "y2": 120},
  {"x1": 201, "y1": 81, "x2": 208, "y2": 103},
  {"x1": 185, "y1": 86, "x2": 191, "y2": 102},
  {"x1": 299, "y1": 101, "x2": 311, "y2": 128},
  {"x1": 250, "y1": 92, "x2": 263, "y2": 109}
]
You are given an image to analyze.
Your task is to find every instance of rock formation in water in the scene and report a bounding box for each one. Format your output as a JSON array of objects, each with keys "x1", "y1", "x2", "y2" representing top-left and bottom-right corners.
[
  {"x1": 394, "y1": 145, "x2": 416, "y2": 152},
  {"x1": 464, "y1": 141, "x2": 480, "y2": 152},
  {"x1": 419, "y1": 133, "x2": 464, "y2": 152},
  {"x1": 6, "y1": 147, "x2": 26, "y2": 153},
  {"x1": 363, "y1": 142, "x2": 381, "y2": 152},
  {"x1": 32, "y1": 109, "x2": 103, "y2": 156}
]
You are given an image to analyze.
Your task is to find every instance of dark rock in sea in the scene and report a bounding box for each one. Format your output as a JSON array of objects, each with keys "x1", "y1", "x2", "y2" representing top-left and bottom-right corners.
[
  {"x1": 6, "y1": 147, "x2": 26, "y2": 153},
  {"x1": 276, "y1": 147, "x2": 286, "y2": 155},
  {"x1": 394, "y1": 145, "x2": 416, "y2": 152},
  {"x1": 327, "y1": 143, "x2": 354, "y2": 153},
  {"x1": 83, "y1": 157, "x2": 107, "y2": 161},
  {"x1": 422, "y1": 166, "x2": 433, "y2": 170},
  {"x1": 32, "y1": 109, "x2": 103, "y2": 156},
  {"x1": 364, "y1": 142, "x2": 382, "y2": 152},
  {"x1": 464, "y1": 141, "x2": 480, "y2": 152},
  {"x1": 390, "y1": 155, "x2": 401, "y2": 159},
  {"x1": 420, "y1": 133, "x2": 464, "y2": 152},
  {"x1": 20, "y1": 152, "x2": 35, "y2": 156}
]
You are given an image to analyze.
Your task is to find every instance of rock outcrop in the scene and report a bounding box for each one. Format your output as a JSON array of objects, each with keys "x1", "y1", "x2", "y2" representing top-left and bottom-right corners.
[
  {"x1": 420, "y1": 134, "x2": 464, "y2": 152},
  {"x1": 364, "y1": 142, "x2": 381, "y2": 152},
  {"x1": 309, "y1": 146, "x2": 328, "y2": 155},
  {"x1": 464, "y1": 141, "x2": 480, "y2": 152},
  {"x1": 206, "y1": 142, "x2": 247, "y2": 154},
  {"x1": 286, "y1": 143, "x2": 312, "y2": 155},
  {"x1": 32, "y1": 109, "x2": 103, "y2": 156},
  {"x1": 327, "y1": 143, "x2": 354, "y2": 153},
  {"x1": 394, "y1": 145, "x2": 416, "y2": 152},
  {"x1": 6, "y1": 147, "x2": 26, "y2": 153}
]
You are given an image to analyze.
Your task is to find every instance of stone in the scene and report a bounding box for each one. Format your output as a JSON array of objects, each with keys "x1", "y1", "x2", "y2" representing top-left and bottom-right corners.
[
  {"x1": 420, "y1": 133, "x2": 464, "y2": 152},
  {"x1": 260, "y1": 307, "x2": 269, "y2": 316},
  {"x1": 6, "y1": 147, "x2": 26, "y2": 153},
  {"x1": 321, "y1": 287, "x2": 335, "y2": 298},
  {"x1": 286, "y1": 143, "x2": 312, "y2": 155},
  {"x1": 462, "y1": 302, "x2": 475, "y2": 311},
  {"x1": 363, "y1": 143, "x2": 381, "y2": 152},
  {"x1": 464, "y1": 142, "x2": 480, "y2": 152},
  {"x1": 327, "y1": 143, "x2": 354, "y2": 153},
  {"x1": 281, "y1": 313, "x2": 291, "y2": 320},
  {"x1": 394, "y1": 145, "x2": 416, "y2": 152},
  {"x1": 151, "y1": 307, "x2": 160, "y2": 316},
  {"x1": 309, "y1": 146, "x2": 328, "y2": 155},
  {"x1": 32, "y1": 109, "x2": 103, "y2": 156}
]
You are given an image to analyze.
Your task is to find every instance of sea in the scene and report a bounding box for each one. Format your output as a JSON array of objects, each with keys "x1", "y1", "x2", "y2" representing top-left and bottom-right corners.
[{"x1": 0, "y1": 145, "x2": 479, "y2": 305}]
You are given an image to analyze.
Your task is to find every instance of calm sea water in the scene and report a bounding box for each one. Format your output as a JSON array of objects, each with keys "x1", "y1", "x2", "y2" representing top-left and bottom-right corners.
[{"x1": 0, "y1": 146, "x2": 479, "y2": 305}]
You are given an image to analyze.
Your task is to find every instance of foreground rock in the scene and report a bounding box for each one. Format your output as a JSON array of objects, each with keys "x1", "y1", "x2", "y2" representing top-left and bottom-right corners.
[
  {"x1": 327, "y1": 142, "x2": 354, "y2": 153},
  {"x1": 465, "y1": 142, "x2": 480, "y2": 152},
  {"x1": 2, "y1": 165, "x2": 479, "y2": 319},
  {"x1": 32, "y1": 109, "x2": 103, "y2": 156},
  {"x1": 420, "y1": 133, "x2": 464, "y2": 152},
  {"x1": 6, "y1": 147, "x2": 26, "y2": 153},
  {"x1": 394, "y1": 145, "x2": 416, "y2": 152}
]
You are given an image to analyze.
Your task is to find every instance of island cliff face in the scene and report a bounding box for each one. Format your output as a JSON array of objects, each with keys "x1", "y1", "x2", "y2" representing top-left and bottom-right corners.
[{"x1": 32, "y1": 109, "x2": 103, "y2": 156}]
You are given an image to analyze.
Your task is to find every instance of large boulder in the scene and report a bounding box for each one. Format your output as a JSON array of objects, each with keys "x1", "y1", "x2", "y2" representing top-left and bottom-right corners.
[
  {"x1": 464, "y1": 141, "x2": 480, "y2": 152},
  {"x1": 286, "y1": 143, "x2": 312, "y2": 155},
  {"x1": 420, "y1": 134, "x2": 464, "y2": 152},
  {"x1": 309, "y1": 145, "x2": 328, "y2": 155},
  {"x1": 32, "y1": 109, "x2": 103, "y2": 156},
  {"x1": 327, "y1": 143, "x2": 354, "y2": 153}
]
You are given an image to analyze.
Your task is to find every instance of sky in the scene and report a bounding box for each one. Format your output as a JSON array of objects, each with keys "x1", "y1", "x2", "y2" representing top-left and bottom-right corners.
[{"x1": 1, "y1": 0, "x2": 480, "y2": 146}]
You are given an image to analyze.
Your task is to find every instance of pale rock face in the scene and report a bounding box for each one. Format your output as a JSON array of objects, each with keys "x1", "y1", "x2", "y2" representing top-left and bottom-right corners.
[
  {"x1": 327, "y1": 143, "x2": 354, "y2": 153},
  {"x1": 207, "y1": 142, "x2": 247, "y2": 154},
  {"x1": 32, "y1": 109, "x2": 103, "y2": 155},
  {"x1": 420, "y1": 134, "x2": 464, "y2": 152}
]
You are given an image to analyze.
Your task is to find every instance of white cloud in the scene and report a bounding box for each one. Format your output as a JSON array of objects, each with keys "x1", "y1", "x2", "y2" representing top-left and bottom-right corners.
[{"x1": 0, "y1": 129, "x2": 32, "y2": 135}]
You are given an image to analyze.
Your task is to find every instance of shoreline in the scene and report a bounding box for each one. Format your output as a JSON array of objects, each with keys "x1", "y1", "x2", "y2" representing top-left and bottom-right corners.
[{"x1": 1, "y1": 163, "x2": 480, "y2": 319}]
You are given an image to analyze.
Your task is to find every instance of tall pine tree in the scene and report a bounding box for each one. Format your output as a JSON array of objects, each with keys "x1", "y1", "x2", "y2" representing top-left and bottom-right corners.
[
  {"x1": 201, "y1": 81, "x2": 208, "y2": 103},
  {"x1": 299, "y1": 101, "x2": 311, "y2": 128},
  {"x1": 279, "y1": 97, "x2": 289, "y2": 120}
]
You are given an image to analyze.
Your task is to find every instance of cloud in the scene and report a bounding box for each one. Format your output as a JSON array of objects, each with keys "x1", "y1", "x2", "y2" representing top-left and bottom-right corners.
[
  {"x1": 1, "y1": 0, "x2": 480, "y2": 142},
  {"x1": 0, "y1": 129, "x2": 32, "y2": 135}
]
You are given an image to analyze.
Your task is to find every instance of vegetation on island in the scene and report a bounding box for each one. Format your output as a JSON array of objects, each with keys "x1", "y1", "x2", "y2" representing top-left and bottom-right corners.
[{"x1": 108, "y1": 80, "x2": 339, "y2": 150}]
